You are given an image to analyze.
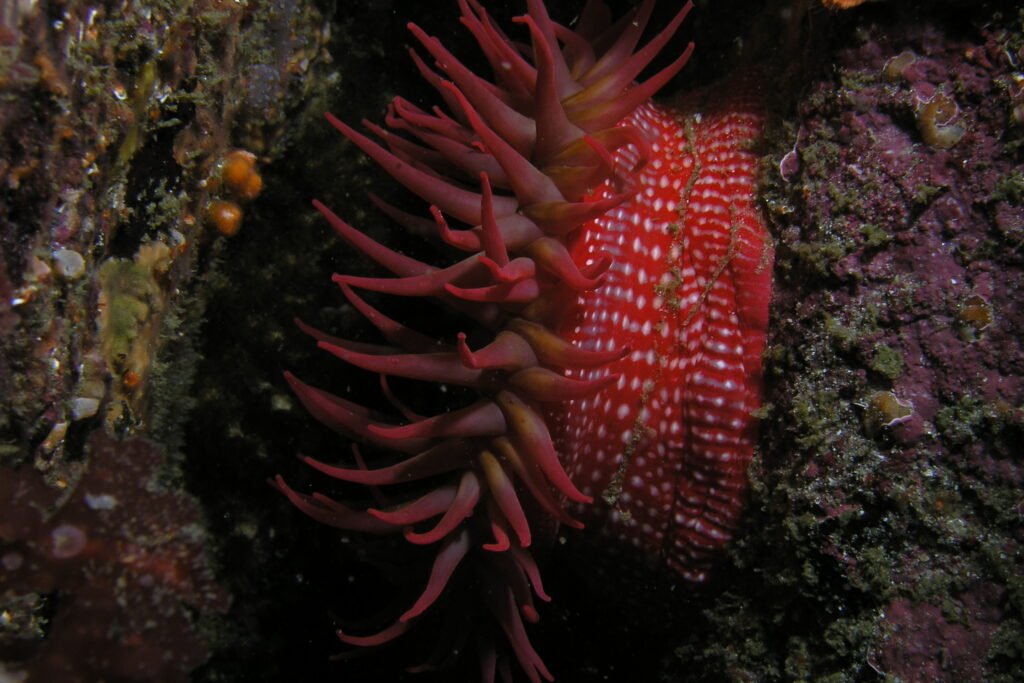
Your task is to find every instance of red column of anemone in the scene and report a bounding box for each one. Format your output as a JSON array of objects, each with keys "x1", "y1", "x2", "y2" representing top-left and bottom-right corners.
[{"x1": 554, "y1": 87, "x2": 772, "y2": 583}]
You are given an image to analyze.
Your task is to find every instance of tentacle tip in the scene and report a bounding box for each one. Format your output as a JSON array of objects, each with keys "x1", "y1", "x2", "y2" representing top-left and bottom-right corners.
[
  {"x1": 456, "y1": 332, "x2": 480, "y2": 369},
  {"x1": 483, "y1": 540, "x2": 511, "y2": 552},
  {"x1": 403, "y1": 531, "x2": 438, "y2": 546}
]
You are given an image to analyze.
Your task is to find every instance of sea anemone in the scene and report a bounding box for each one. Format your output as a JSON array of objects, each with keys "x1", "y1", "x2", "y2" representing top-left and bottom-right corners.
[{"x1": 274, "y1": 0, "x2": 772, "y2": 679}]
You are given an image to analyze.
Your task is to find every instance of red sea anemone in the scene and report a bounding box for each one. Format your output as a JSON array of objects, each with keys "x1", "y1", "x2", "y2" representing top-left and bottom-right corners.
[{"x1": 273, "y1": 0, "x2": 772, "y2": 680}]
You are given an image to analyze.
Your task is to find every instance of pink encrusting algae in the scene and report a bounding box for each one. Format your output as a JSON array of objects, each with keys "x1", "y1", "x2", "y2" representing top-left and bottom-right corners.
[{"x1": 273, "y1": 0, "x2": 773, "y2": 680}]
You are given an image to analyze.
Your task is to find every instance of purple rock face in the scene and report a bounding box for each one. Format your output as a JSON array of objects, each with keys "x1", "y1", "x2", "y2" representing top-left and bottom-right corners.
[
  {"x1": 671, "y1": 4, "x2": 1023, "y2": 681},
  {"x1": 881, "y1": 589, "x2": 1004, "y2": 682},
  {"x1": 784, "y1": 14, "x2": 1024, "y2": 457}
]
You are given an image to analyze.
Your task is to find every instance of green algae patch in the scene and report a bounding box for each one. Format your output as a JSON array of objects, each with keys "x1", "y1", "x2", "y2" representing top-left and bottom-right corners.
[{"x1": 869, "y1": 344, "x2": 904, "y2": 381}]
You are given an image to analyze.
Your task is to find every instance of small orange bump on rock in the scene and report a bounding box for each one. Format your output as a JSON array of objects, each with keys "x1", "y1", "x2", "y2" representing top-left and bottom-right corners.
[
  {"x1": 123, "y1": 369, "x2": 142, "y2": 391},
  {"x1": 238, "y1": 170, "x2": 263, "y2": 202},
  {"x1": 206, "y1": 199, "x2": 243, "y2": 237},
  {"x1": 223, "y1": 149, "x2": 262, "y2": 201},
  {"x1": 222, "y1": 150, "x2": 255, "y2": 187}
]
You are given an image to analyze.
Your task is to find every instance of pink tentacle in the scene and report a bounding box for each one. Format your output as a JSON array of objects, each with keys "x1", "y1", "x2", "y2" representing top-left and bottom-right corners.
[{"x1": 400, "y1": 528, "x2": 472, "y2": 621}]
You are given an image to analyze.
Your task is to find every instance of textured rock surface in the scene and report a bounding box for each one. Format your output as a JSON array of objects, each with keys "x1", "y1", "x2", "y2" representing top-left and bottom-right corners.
[
  {"x1": 669, "y1": 3, "x2": 1024, "y2": 681},
  {"x1": 0, "y1": 0, "x2": 325, "y2": 679},
  {"x1": 0, "y1": 432, "x2": 229, "y2": 682}
]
